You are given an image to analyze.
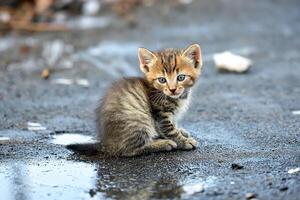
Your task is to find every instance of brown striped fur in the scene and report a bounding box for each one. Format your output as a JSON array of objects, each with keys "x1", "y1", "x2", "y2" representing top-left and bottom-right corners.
[{"x1": 67, "y1": 44, "x2": 203, "y2": 157}]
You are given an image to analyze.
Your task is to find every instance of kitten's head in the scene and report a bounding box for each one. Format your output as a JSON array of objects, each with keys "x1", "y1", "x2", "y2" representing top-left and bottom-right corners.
[{"x1": 138, "y1": 44, "x2": 203, "y2": 98}]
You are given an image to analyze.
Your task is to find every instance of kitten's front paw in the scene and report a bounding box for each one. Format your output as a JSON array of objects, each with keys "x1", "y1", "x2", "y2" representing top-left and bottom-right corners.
[
  {"x1": 182, "y1": 137, "x2": 198, "y2": 150},
  {"x1": 176, "y1": 136, "x2": 198, "y2": 150},
  {"x1": 178, "y1": 128, "x2": 190, "y2": 138},
  {"x1": 164, "y1": 139, "x2": 178, "y2": 151}
]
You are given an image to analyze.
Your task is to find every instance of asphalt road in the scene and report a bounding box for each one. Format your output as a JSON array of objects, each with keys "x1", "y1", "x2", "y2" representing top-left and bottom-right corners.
[{"x1": 0, "y1": 0, "x2": 299, "y2": 199}]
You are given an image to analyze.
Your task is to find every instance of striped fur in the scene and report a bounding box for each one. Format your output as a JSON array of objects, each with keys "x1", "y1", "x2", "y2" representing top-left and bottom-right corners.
[{"x1": 68, "y1": 44, "x2": 203, "y2": 157}]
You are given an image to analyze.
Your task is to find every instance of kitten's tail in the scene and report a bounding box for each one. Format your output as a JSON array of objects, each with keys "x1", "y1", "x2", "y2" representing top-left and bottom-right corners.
[{"x1": 66, "y1": 142, "x2": 101, "y2": 156}]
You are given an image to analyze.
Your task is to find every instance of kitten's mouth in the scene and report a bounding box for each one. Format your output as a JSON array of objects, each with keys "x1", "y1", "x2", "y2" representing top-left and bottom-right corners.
[{"x1": 166, "y1": 93, "x2": 183, "y2": 99}]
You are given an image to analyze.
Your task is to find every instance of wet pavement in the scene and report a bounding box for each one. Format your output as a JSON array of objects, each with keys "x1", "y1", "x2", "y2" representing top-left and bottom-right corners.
[{"x1": 0, "y1": 0, "x2": 300, "y2": 199}]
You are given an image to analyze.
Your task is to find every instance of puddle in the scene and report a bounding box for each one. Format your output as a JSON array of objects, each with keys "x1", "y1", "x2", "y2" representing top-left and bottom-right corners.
[
  {"x1": 0, "y1": 160, "x2": 103, "y2": 200},
  {"x1": 51, "y1": 133, "x2": 95, "y2": 145},
  {"x1": 182, "y1": 176, "x2": 218, "y2": 197},
  {"x1": 183, "y1": 183, "x2": 204, "y2": 195},
  {"x1": 0, "y1": 151, "x2": 219, "y2": 200}
]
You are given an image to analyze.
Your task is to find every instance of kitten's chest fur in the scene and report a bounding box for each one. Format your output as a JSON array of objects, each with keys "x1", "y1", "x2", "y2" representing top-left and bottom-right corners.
[{"x1": 150, "y1": 90, "x2": 191, "y2": 122}]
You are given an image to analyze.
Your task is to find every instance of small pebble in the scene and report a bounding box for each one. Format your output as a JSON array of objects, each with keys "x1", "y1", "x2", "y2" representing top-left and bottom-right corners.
[
  {"x1": 89, "y1": 189, "x2": 97, "y2": 197},
  {"x1": 231, "y1": 163, "x2": 244, "y2": 170},
  {"x1": 245, "y1": 192, "x2": 257, "y2": 199},
  {"x1": 41, "y1": 69, "x2": 50, "y2": 79},
  {"x1": 279, "y1": 186, "x2": 288, "y2": 191}
]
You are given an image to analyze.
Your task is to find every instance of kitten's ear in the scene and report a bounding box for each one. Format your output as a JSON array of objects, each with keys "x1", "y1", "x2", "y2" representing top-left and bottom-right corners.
[
  {"x1": 183, "y1": 44, "x2": 203, "y2": 69},
  {"x1": 138, "y1": 47, "x2": 157, "y2": 73}
]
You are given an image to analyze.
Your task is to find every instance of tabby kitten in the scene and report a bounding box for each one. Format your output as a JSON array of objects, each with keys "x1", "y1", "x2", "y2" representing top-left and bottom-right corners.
[{"x1": 67, "y1": 44, "x2": 203, "y2": 157}]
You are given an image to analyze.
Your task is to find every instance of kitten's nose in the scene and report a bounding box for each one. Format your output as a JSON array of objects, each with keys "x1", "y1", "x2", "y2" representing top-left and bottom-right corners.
[{"x1": 169, "y1": 89, "x2": 176, "y2": 94}]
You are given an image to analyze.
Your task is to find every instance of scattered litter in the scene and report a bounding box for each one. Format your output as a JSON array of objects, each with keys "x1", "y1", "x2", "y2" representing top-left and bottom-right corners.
[
  {"x1": 41, "y1": 69, "x2": 50, "y2": 79},
  {"x1": 76, "y1": 79, "x2": 90, "y2": 87},
  {"x1": 288, "y1": 167, "x2": 300, "y2": 174},
  {"x1": 52, "y1": 78, "x2": 73, "y2": 85},
  {"x1": 292, "y1": 110, "x2": 300, "y2": 115},
  {"x1": 183, "y1": 183, "x2": 204, "y2": 195},
  {"x1": 27, "y1": 122, "x2": 47, "y2": 131},
  {"x1": 0, "y1": 137, "x2": 10, "y2": 144},
  {"x1": 231, "y1": 163, "x2": 244, "y2": 170},
  {"x1": 52, "y1": 78, "x2": 90, "y2": 87},
  {"x1": 279, "y1": 186, "x2": 288, "y2": 191},
  {"x1": 0, "y1": 137, "x2": 10, "y2": 141},
  {"x1": 213, "y1": 51, "x2": 252, "y2": 73},
  {"x1": 246, "y1": 192, "x2": 257, "y2": 199}
]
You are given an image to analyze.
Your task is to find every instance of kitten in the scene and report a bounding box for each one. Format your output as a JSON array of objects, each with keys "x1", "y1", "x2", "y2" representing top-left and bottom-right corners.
[{"x1": 67, "y1": 44, "x2": 203, "y2": 157}]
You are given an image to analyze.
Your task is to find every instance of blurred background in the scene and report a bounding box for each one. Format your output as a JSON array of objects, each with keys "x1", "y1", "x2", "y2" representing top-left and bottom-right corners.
[{"x1": 0, "y1": 0, "x2": 300, "y2": 200}]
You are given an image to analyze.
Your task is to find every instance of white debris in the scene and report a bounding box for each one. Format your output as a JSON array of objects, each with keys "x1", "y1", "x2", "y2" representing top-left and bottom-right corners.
[
  {"x1": 183, "y1": 183, "x2": 204, "y2": 195},
  {"x1": 83, "y1": 0, "x2": 101, "y2": 15},
  {"x1": 288, "y1": 167, "x2": 300, "y2": 174},
  {"x1": 52, "y1": 78, "x2": 90, "y2": 87},
  {"x1": 52, "y1": 78, "x2": 73, "y2": 85},
  {"x1": 27, "y1": 122, "x2": 47, "y2": 131},
  {"x1": 292, "y1": 110, "x2": 300, "y2": 115},
  {"x1": 213, "y1": 51, "x2": 252, "y2": 73},
  {"x1": 76, "y1": 79, "x2": 90, "y2": 87},
  {"x1": 0, "y1": 137, "x2": 10, "y2": 141},
  {"x1": 51, "y1": 134, "x2": 94, "y2": 145},
  {"x1": 0, "y1": 137, "x2": 10, "y2": 144}
]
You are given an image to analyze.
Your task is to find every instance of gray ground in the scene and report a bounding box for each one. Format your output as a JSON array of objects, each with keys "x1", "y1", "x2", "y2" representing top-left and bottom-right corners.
[{"x1": 0, "y1": 0, "x2": 300, "y2": 199}]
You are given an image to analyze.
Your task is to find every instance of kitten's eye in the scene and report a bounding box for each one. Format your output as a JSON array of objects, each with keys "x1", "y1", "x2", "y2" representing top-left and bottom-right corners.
[
  {"x1": 177, "y1": 74, "x2": 186, "y2": 81},
  {"x1": 158, "y1": 77, "x2": 167, "y2": 84}
]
